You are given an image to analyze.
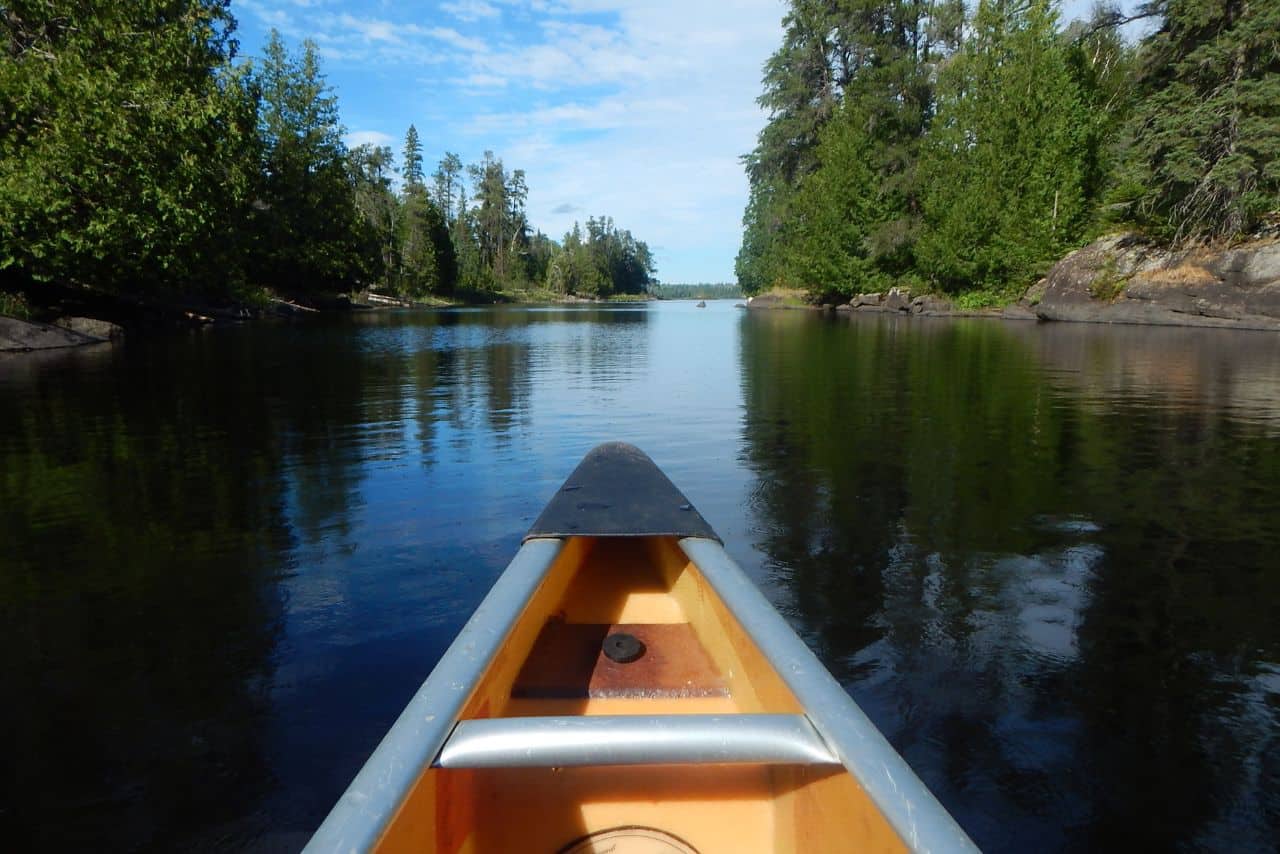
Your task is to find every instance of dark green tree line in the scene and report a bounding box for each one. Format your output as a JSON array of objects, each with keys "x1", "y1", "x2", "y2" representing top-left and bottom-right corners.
[
  {"x1": 738, "y1": 0, "x2": 1280, "y2": 301},
  {"x1": 0, "y1": 10, "x2": 656, "y2": 308},
  {"x1": 546, "y1": 217, "x2": 655, "y2": 297},
  {"x1": 0, "y1": 0, "x2": 258, "y2": 296}
]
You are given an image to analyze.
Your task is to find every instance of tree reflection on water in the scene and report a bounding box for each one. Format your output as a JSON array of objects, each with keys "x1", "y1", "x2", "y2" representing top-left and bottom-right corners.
[{"x1": 738, "y1": 312, "x2": 1280, "y2": 850}]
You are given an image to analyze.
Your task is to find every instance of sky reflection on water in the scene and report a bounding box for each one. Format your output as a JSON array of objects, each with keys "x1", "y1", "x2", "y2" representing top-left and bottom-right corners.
[{"x1": 1, "y1": 302, "x2": 1277, "y2": 851}]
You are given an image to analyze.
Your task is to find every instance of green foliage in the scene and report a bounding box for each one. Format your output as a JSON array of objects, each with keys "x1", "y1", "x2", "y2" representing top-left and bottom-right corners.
[
  {"x1": 0, "y1": 0, "x2": 257, "y2": 296},
  {"x1": 546, "y1": 218, "x2": 655, "y2": 298},
  {"x1": 248, "y1": 32, "x2": 365, "y2": 292},
  {"x1": 1117, "y1": 0, "x2": 1280, "y2": 239},
  {"x1": 917, "y1": 0, "x2": 1094, "y2": 291},
  {"x1": 0, "y1": 289, "x2": 31, "y2": 319},
  {"x1": 776, "y1": 104, "x2": 894, "y2": 297},
  {"x1": 349, "y1": 143, "x2": 399, "y2": 288},
  {"x1": 402, "y1": 124, "x2": 424, "y2": 189},
  {"x1": 739, "y1": 0, "x2": 1276, "y2": 302},
  {"x1": 737, "y1": 0, "x2": 966, "y2": 295},
  {"x1": 954, "y1": 286, "x2": 1019, "y2": 310},
  {"x1": 399, "y1": 186, "x2": 455, "y2": 297},
  {"x1": 1088, "y1": 256, "x2": 1129, "y2": 301},
  {"x1": 656, "y1": 283, "x2": 743, "y2": 300},
  {"x1": 0, "y1": 10, "x2": 657, "y2": 307}
]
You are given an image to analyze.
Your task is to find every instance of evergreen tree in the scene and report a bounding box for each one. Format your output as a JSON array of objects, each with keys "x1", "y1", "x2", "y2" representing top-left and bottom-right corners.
[
  {"x1": 250, "y1": 31, "x2": 364, "y2": 292},
  {"x1": 0, "y1": 0, "x2": 257, "y2": 296},
  {"x1": 468, "y1": 151, "x2": 510, "y2": 284},
  {"x1": 775, "y1": 104, "x2": 887, "y2": 295},
  {"x1": 399, "y1": 184, "x2": 455, "y2": 297},
  {"x1": 432, "y1": 152, "x2": 463, "y2": 226},
  {"x1": 402, "y1": 124, "x2": 424, "y2": 189},
  {"x1": 349, "y1": 143, "x2": 399, "y2": 290},
  {"x1": 915, "y1": 0, "x2": 1093, "y2": 292},
  {"x1": 736, "y1": 0, "x2": 965, "y2": 294},
  {"x1": 1116, "y1": 0, "x2": 1280, "y2": 239}
]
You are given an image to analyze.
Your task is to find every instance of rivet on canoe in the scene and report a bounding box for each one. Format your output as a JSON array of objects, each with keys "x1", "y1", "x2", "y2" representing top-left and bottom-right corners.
[{"x1": 602, "y1": 632, "x2": 646, "y2": 664}]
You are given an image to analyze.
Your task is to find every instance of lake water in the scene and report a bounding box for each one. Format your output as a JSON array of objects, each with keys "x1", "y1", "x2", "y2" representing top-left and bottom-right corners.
[{"x1": 2, "y1": 301, "x2": 1278, "y2": 851}]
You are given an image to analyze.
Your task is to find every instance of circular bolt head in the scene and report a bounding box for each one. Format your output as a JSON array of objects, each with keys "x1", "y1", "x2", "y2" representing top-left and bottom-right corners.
[{"x1": 602, "y1": 632, "x2": 646, "y2": 663}]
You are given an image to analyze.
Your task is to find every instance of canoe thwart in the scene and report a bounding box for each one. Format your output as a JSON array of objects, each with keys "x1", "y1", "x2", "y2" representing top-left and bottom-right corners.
[
  {"x1": 525, "y1": 442, "x2": 721, "y2": 543},
  {"x1": 434, "y1": 714, "x2": 840, "y2": 769}
]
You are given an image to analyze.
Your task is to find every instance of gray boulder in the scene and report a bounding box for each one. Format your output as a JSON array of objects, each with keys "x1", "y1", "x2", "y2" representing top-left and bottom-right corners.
[
  {"x1": 1, "y1": 316, "x2": 108, "y2": 352},
  {"x1": 55, "y1": 316, "x2": 124, "y2": 340}
]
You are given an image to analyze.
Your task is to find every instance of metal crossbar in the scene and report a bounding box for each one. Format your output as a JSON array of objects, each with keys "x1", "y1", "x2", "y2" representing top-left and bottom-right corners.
[{"x1": 434, "y1": 713, "x2": 839, "y2": 769}]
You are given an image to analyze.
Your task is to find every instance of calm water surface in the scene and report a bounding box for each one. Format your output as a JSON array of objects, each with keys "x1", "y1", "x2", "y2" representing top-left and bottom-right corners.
[{"x1": 2, "y1": 301, "x2": 1279, "y2": 851}]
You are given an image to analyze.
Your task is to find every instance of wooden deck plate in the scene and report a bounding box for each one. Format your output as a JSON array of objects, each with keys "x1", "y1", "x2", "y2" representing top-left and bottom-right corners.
[{"x1": 512, "y1": 622, "x2": 728, "y2": 699}]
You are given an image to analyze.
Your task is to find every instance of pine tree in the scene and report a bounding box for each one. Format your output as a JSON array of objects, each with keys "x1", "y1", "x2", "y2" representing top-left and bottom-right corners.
[
  {"x1": 251, "y1": 31, "x2": 363, "y2": 292},
  {"x1": 916, "y1": 0, "x2": 1093, "y2": 292},
  {"x1": 432, "y1": 153, "x2": 463, "y2": 226},
  {"x1": 349, "y1": 143, "x2": 399, "y2": 290},
  {"x1": 402, "y1": 124, "x2": 424, "y2": 189},
  {"x1": 736, "y1": 0, "x2": 965, "y2": 294},
  {"x1": 1116, "y1": 0, "x2": 1280, "y2": 239},
  {"x1": 776, "y1": 104, "x2": 887, "y2": 295}
]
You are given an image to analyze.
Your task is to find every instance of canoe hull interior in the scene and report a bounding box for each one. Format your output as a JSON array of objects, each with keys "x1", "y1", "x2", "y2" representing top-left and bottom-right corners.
[{"x1": 372, "y1": 536, "x2": 906, "y2": 853}]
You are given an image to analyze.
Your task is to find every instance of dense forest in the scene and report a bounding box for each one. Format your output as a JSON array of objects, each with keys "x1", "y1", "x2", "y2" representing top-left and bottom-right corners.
[
  {"x1": 737, "y1": 0, "x2": 1280, "y2": 303},
  {"x1": 655, "y1": 283, "x2": 744, "y2": 300},
  {"x1": 0, "y1": 3, "x2": 656, "y2": 314}
]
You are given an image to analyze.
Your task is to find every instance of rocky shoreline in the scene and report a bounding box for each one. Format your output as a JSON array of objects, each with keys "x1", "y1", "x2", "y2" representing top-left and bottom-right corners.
[
  {"x1": 0, "y1": 288, "x2": 657, "y2": 354},
  {"x1": 746, "y1": 233, "x2": 1280, "y2": 331},
  {"x1": 1, "y1": 316, "x2": 124, "y2": 353}
]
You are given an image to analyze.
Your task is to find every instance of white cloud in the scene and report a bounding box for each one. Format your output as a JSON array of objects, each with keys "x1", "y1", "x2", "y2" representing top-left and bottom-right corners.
[
  {"x1": 417, "y1": 25, "x2": 489, "y2": 54},
  {"x1": 236, "y1": 0, "x2": 787, "y2": 280},
  {"x1": 346, "y1": 129, "x2": 397, "y2": 149},
  {"x1": 440, "y1": 0, "x2": 500, "y2": 22},
  {"x1": 454, "y1": 72, "x2": 510, "y2": 90},
  {"x1": 451, "y1": 0, "x2": 786, "y2": 280},
  {"x1": 337, "y1": 13, "x2": 401, "y2": 43}
]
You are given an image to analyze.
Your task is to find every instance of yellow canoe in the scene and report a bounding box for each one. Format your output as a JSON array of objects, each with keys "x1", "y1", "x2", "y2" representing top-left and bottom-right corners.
[{"x1": 306, "y1": 443, "x2": 976, "y2": 853}]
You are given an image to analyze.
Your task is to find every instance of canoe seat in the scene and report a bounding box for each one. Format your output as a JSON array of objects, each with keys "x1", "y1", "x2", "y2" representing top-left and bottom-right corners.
[
  {"x1": 434, "y1": 713, "x2": 839, "y2": 769},
  {"x1": 512, "y1": 622, "x2": 729, "y2": 699}
]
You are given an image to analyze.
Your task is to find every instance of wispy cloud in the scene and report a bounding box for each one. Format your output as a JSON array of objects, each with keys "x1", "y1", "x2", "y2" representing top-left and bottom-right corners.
[
  {"x1": 346, "y1": 129, "x2": 397, "y2": 149},
  {"x1": 233, "y1": 0, "x2": 786, "y2": 281},
  {"x1": 440, "y1": 0, "x2": 500, "y2": 22}
]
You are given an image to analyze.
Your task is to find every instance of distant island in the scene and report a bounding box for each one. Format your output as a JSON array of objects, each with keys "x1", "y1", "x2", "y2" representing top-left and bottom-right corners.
[{"x1": 652, "y1": 284, "x2": 743, "y2": 301}]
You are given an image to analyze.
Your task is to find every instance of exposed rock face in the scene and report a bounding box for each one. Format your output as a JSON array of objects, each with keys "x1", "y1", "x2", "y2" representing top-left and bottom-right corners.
[
  {"x1": 1, "y1": 316, "x2": 111, "y2": 351},
  {"x1": 1035, "y1": 234, "x2": 1280, "y2": 330},
  {"x1": 54, "y1": 316, "x2": 125, "y2": 340},
  {"x1": 883, "y1": 287, "x2": 913, "y2": 311}
]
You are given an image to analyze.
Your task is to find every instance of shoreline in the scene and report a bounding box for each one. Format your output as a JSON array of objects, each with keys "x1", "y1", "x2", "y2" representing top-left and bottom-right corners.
[
  {"x1": 0, "y1": 289, "x2": 661, "y2": 354},
  {"x1": 744, "y1": 233, "x2": 1280, "y2": 333}
]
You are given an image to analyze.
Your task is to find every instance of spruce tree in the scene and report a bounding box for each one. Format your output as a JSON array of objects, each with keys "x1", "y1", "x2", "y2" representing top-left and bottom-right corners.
[
  {"x1": 1117, "y1": 0, "x2": 1280, "y2": 239},
  {"x1": 916, "y1": 0, "x2": 1093, "y2": 292},
  {"x1": 251, "y1": 32, "x2": 363, "y2": 292},
  {"x1": 402, "y1": 125, "x2": 424, "y2": 189}
]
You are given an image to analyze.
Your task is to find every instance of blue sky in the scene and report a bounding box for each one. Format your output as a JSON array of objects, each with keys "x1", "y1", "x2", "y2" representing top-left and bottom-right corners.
[{"x1": 231, "y1": 0, "x2": 1143, "y2": 284}]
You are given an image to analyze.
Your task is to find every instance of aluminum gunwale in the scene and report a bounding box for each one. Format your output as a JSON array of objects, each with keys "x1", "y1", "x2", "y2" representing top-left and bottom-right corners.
[
  {"x1": 679, "y1": 537, "x2": 979, "y2": 854},
  {"x1": 302, "y1": 538, "x2": 565, "y2": 854},
  {"x1": 435, "y1": 713, "x2": 839, "y2": 769}
]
